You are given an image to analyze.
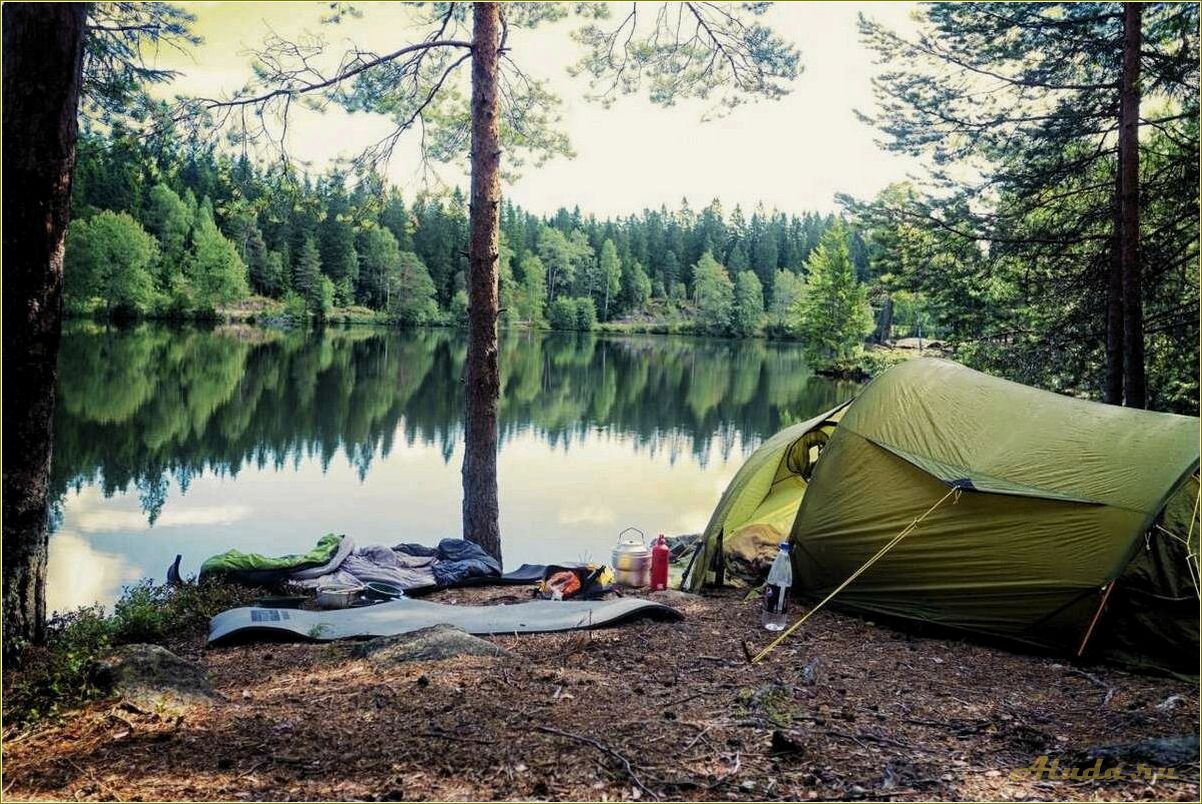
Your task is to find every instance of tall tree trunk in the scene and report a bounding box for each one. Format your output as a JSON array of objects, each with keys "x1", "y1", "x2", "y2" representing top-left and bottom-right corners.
[
  {"x1": 462, "y1": 2, "x2": 502, "y2": 561},
  {"x1": 2, "y1": 2, "x2": 87, "y2": 653},
  {"x1": 1118, "y1": 2, "x2": 1145, "y2": 408},
  {"x1": 1105, "y1": 182, "x2": 1125, "y2": 405}
]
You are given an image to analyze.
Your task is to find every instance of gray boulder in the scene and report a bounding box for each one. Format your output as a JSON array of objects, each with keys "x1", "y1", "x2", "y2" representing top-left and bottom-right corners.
[
  {"x1": 91, "y1": 644, "x2": 222, "y2": 712},
  {"x1": 353, "y1": 624, "x2": 512, "y2": 663}
]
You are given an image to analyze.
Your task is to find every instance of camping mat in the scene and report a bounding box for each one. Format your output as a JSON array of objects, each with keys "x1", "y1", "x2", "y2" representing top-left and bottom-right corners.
[{"x1": 207, "y1": 596, "x2": 683, "y2": 645}]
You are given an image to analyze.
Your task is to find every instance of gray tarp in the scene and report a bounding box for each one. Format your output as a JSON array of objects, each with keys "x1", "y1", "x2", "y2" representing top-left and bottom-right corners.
[{"x1": 208, "y1": 596, "x2": 683, "y2": 645}]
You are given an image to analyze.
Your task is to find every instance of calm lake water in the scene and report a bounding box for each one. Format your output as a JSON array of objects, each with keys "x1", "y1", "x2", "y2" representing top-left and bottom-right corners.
[{"x1": 47, "y1": 322, "x2": 858, "y2": 612}]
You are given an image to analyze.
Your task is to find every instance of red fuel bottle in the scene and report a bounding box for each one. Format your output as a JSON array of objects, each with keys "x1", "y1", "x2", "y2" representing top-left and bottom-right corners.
[{"x1": 650, "y1": 534, "x2": 670, "y2": 591}]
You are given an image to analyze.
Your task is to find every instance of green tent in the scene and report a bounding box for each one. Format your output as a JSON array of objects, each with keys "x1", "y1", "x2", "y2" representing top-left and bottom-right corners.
[{"x1": 683, "y1": 358, "x2": 1200, "y2": 674}]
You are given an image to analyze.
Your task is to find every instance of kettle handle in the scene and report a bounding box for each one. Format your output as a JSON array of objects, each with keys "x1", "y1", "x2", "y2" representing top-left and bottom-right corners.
[{"x1": 618, "y1": 526, "x2": 646, "y2": 545}]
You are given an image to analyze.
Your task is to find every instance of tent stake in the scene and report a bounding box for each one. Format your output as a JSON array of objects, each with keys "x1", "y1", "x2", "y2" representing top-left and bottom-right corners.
[
  {"x1": 1076, "y1": 580, "x2": 1116, "y2": 658},
  {"x1": 749, "y1": 485, "x2": 960, "y2": 665}
]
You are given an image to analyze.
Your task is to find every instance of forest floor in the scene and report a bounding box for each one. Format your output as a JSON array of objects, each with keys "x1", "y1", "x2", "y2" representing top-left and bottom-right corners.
[{"x1": 2, "y1": 587, "x2": 1197, "y2": 802}]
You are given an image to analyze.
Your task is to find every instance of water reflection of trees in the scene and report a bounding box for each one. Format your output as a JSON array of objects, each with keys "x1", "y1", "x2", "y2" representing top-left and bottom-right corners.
[{"x1": 52, "y1": 323, "x2": 857, "y2": 521}]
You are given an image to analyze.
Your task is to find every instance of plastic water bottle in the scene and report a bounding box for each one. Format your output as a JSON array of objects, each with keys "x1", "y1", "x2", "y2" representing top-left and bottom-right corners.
[{"x1": 762, "y1": 542, "x2": 792, "y2": 631}]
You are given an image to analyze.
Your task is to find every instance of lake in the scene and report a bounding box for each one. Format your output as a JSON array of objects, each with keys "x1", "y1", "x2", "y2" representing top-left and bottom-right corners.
[{"x1": 47, "y1": 322, "x2": 859, "y2": 612}]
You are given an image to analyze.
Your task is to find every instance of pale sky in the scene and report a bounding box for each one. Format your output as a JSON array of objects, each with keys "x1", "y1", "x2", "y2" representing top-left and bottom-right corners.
[{"x1": 160, "y1": 1, "x2": 922, "y2": 217}]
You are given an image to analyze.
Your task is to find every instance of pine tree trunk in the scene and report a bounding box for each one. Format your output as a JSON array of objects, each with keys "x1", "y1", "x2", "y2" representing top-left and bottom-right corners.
[
  {"x1": 1105, "y1": 199, "x2": 1124, "y2": 405},
  {"x1": 462, "y1": 2, "x2": 502, "y2": 562},
  {"x1": 2, "y1": 2, "x2": 87, "y2": 652},
  {"x1": 1118, "y1": 2, "x2": 1145, "y2": 408}
]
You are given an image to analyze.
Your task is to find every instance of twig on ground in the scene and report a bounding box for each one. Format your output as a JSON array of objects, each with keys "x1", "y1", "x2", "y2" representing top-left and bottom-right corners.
[
  {"x1": 534, "y1": 724, "x2": 659, "y2": 800},
  {"x1": 1066, "y1": 668, "x2": 1116, "y2": 707}
]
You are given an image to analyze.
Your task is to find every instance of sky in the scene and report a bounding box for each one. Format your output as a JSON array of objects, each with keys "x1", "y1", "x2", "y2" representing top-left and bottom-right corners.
[{"x1": 159, "y1": 1, "x2": 922, "y2": 218}]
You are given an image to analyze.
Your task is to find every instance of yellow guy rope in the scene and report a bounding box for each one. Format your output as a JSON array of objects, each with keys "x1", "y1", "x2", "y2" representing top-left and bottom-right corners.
[{"x1": 750, "y1": 485, "x2": 961, "y2": 665}]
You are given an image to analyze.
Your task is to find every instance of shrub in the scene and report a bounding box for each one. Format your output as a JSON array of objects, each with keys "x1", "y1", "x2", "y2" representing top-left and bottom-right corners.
[
  {"x1": 574, "y1": 297, "x2": 597, "y2": 331},
  {"x1": 282, "y1": 291, "x2": 309, "y2": 324},
  {"x1": 3, "y1": 580, "x2": 260, "y2": 729},
  {"x1": 548, "y1": 297, "x2": 577, "y2": 330}
]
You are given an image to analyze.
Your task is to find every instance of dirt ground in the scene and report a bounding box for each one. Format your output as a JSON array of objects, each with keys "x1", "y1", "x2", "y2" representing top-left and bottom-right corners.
[{"x1": 2, "y1": 587, "x2": 1198, "y2": 802}]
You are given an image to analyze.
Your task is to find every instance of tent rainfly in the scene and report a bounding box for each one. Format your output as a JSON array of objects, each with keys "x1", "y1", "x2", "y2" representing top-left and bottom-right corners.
[{"x1": 682, "y1": 358, "x2": 1200, "y2": 675}]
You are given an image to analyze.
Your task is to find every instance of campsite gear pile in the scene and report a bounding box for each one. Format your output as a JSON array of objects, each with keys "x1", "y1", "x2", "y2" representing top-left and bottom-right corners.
[
  {"x1": 533, "y1": 564, "x2": 613, "y2": 600},
  {"x1": 684, "y1": 357, "x2": 1200, "y2": 675},
  {"x1": 315, "y1": 583, "x2": 365, "y2": 609},
  {"x1": 650, "y1": 534, "x2": 670, "y2": 591},
  {"x1": 761, "y1": 542, "x2": 792, "y2": 631},
  {"x1": 612, "y1": 527, "x2": 653, "y2": 587},
  {"x1": 194, "y1": 536, "x2": 631, "y2": 610},
  {"x1": 198, "y1": 536, "x2": 502, "y2": 592}
]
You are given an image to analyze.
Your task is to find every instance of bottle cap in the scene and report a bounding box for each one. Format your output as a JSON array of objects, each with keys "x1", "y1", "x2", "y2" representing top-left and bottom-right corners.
[{"x1": 779, "y1": 542, "x2": 790, "y2": 550}]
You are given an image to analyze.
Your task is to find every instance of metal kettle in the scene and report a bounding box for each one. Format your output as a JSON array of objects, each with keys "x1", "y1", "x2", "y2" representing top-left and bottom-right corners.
[{"x1": 611, "y1": 527, "x2": 652, "y2": 588}]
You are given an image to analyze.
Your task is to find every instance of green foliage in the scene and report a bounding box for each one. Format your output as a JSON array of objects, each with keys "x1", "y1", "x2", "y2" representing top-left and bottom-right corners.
[
  {"x1": 71, "y1": 123, "x2": 852, "y2": 331},
  {"x1": 548, "y1": 297, "x2": 579, "y2": 331},
  {"x1": 732, "y1": 271, "x2": 765, "y2": 337},
  {"x1": 3, "y1": 579, "x2": 258, "y2": 729},
  {"x1": 315, "y1": 276, "x2": 336, "y2": 318},
  {"x1": 769, "y1": 269, "x2": 804, "y2": 334},
  {"x1": 293, "y1": 236, "x2": 324, "y2": 312},
  {"x1": 449, "y1": 289, "x2": 470, "y2": 326},
  {"x1": 81, "y1": 3, "x2": 200, "y2": 123},
  {"x1": 792, "y1": 223, "x2": 874, "y2": 362},
  {"x1": 597, "y1": 238, "x2": 622, "y2": 319},
  {"x1": 575, "y1": 297, "x2": 597, "y2": 331},
  {"x1": 186, "y1": 200, "x2": 249, "y2": 306},
  {"x1": 356, "y1": 226, "x2": 402, "y2": 309},
  {"x1": 851, "y1": 3, "x2": 1199, "y2": 412},
  {"x1": 516, "y1": 253, "x2": 547, "y2": 326},
  {"x1": 64, "y1": 210, "x2": 159, "y2": 314},
  {"x1": 623, "y1": 260, "x2": 652, "y2": 312},
  {"x1": 693, "y1": 251, "x2": 735, "y2": 334},
  {"x1": 390, "y1": 251, "x2": 439, "y2": 325},
  {"x1": 544, "y1": 297, "x2": 598, "y2": 331},
  {"x1": 282, "y1": 291, "x2": 309, "y2": 324},
  {"x1": 538, "y1": 227, "x2": 576, "y2": 301},
  {"x1": 144, "y1": 183, "x2": 191, "y2": 277}
]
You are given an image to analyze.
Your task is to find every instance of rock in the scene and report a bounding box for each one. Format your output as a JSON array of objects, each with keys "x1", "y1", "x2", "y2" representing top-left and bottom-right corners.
[
  {"x1": 648, "y1": 589, "x2": 695, "y2": 605},
  {"x1": 1078, "y1": 735, "x2": 1200, "y2": 768},
  {"x1": 770, "y1": 729, "x2": 806, "y2": 756},
  {"x1": 353, "y1": 624, "x2": 512, "y2": 664},
  {"x1": 91, "y1": 644, "x2": 222, "y2": 712}
]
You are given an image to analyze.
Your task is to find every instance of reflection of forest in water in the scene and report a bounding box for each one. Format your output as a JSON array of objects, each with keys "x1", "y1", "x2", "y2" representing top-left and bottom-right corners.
[{"x1": 53, "y1": 323, "x2": 858, "y2": 522}]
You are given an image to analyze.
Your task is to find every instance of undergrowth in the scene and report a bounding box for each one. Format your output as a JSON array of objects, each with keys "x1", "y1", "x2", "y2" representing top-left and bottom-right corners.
[{"x1": 2, "y1": 580, "x2": 259, "y2": 729}]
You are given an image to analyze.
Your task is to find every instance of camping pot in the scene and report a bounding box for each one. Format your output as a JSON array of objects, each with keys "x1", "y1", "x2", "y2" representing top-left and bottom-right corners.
[
  {"x1": 612, "y1": 527, "x2": 652, "y2": 588},
  {"x1": 315, "y1": 583, "x2": 364, "y2": 609}
]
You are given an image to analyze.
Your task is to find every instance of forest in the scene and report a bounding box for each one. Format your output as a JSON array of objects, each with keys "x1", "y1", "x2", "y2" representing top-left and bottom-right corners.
[
  {"x1": 60, "y1": 1, "x2": 1200, "y2": 416},
  {"x1": 68, "y1": 124, "x2": 878, "y2": 339}
]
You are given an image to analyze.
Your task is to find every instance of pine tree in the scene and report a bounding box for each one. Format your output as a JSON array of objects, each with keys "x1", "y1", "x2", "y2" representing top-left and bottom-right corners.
[
  {"x1": 391, "y1": 251, "x2": 438, "y2": 325},
  {"x1": 293, "y1": 236, "x2": 323, "y2": 309},
  {"x1": 792, "y1": 222, "x2": 874, "y2": 361},
  {"x1": 857, "y1": 2, "x2": 1198, "y2": 406}
]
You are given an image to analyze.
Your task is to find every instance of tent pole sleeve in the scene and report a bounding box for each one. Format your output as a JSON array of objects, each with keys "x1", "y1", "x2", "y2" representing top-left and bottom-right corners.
[{"x1": 750, "y1": 486, "x2": 960, "y2": 665}]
